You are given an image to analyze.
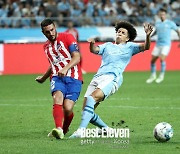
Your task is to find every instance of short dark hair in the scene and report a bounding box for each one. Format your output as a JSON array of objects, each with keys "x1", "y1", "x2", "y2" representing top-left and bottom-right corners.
[
  {"x1": 159, "y1": 8, "x2": 167, "y2": 13},
  {"x1": 41, "y1": 18, "x2": 54, "y2": 30},
  {"x1": 115, "y1": 21, "x2": 137, "y2": 41}
]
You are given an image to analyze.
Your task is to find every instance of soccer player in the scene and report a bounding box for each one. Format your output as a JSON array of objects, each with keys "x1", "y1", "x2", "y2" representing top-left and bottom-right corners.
[
  {"x1": 146, "y1": 8, "x2": 180, "y2": 84},
  {"x1": 69, "y1": 21, "x2": 153, "y2": 138},
  {"x1": 35, "y1": 19, "x2": 83, "y2": 139}
]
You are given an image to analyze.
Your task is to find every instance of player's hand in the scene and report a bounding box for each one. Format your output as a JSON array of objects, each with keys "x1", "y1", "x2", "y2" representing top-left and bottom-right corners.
[
  {"x1": 87, "y1": 38, "x2": 95, "y2": 43},
  {"x1": 143, "y1": 23, "x2": 153, "y2": 36},
  {"x1": 58, "y1": 68, "x2": 68, "y2": 77},
  {"x1": 35, "y1": 76, "x2": 45, "y2": 83}
]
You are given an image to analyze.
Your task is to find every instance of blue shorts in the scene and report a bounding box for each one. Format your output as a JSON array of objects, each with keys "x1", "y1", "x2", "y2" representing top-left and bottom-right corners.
[{"x1": 50, "y1": 76, "x2": 82, "y2": 102}]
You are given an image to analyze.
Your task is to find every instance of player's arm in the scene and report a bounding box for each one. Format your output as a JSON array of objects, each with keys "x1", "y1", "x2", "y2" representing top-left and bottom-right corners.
[
  {"x1": 35, "y1": 66, "x2": 52, "y2": 83},
  {"x1": 58, "y1": 34, "x2": 81, "y2": 77},
  {"x1": 139, "y1": 23, "x2": 153, "y2": 52},
  {"x1": 58, "y1": 51, "x2": 81, "y2": 77},
  {"x1": 87, "y1": 38, "x2": 100, "y2": 54}
]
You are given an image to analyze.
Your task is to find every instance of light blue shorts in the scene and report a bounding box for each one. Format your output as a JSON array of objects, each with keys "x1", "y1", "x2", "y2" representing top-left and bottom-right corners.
[{"x1": 84, "y1": 74, "x2": 123, "y2": 99}]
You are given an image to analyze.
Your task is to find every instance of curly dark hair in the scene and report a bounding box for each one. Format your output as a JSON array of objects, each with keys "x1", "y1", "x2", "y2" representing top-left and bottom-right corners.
[{"x1": 115, "y1": 21, "x2": 137, "y2": 42}]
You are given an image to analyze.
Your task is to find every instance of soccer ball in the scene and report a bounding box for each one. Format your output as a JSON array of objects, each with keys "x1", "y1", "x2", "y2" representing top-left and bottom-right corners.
[{"x1": 153, "y1": 122, "x2": 173, "y2": 142}]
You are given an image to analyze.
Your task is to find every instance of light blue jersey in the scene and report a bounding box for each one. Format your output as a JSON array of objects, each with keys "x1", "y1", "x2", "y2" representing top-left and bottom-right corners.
[
  {"x1": 95, "y1": 42, "x2": 141, "y2": 86},
  {"x1": 155, "y1": 19, "x2": 178, "y2": 46}
]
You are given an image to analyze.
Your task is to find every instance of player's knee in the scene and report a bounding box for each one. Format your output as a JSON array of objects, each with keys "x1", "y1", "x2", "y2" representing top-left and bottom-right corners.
[
  {"x1": 52, "y1": 91, "x2": 64, "y2": 105},
  {"x1": 64, "y1": 108, "x2": 73, "y2": 116},
  {"x1": 64, "y1": 105, "x2": 72, "y2": 112},
  {"x1": 91, "y1": 89, "x2": 104, "y2": 102},
  {"x1": 53, "y1": 96, "x2": 63, "y2": 105},
  {"x1": 151, "y1": 58, "x2": 157, "y2": 63},
  {"x1": 91, "y1": 94, "x2": 103, "y2": 103},
  {"x1": 63, "y1": 103, "x2": 74, "y2": 113},
  {"x1": 160, "y1": 56, "x2": 166, "y2": 61}
]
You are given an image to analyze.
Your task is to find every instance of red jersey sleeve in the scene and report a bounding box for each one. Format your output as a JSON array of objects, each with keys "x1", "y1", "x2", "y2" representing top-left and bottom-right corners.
[{"x1": 65, "y1": 33, "x2": 78, "y2": 47}]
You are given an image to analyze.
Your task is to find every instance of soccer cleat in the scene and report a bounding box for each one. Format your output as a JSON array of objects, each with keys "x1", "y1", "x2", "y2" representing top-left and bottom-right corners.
[
  {"x1": 146, "y1": 74, "x2": 156, "y2": 84},
  {"x1": 155, "y1": 74, "x2": 164, "y2": 83},
  {"x1": 47, "y1": 131, "x2": 53, "y2": 138},
  {"x1": 50, "y1": 128, "x2": 64, "y2": 139},
  {"x1": 69, "y1": 128, "x2": 83, "y2": 138}
]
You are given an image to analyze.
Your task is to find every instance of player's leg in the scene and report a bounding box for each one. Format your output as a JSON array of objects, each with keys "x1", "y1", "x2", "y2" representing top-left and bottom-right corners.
[
  {"x1": 79, "y1": 88, "x2": 106, "y2": 128},
  {"x1": 155, "y1": 46, "x2": 170, "y2": 83},
  {"x1": 79, "y1": 75, "x2": 116, "y2": 129},
  {"x1": 146, "y1": 46, "x2": 159, "y2": 83},
  {"x1": 69, "y1": 89, "x2": 106, "y2": 138},
  {"x1": 156, "y1": 54, "x2": 166, "y2": 83},
  {"x1": 48, "y1": 76, "x2": 66, "y2": 139},
  {"x1": 82, "y1": 97, "x2": 103, "y2": 127},
  {"x1": 82, "y1": 94, "x2": 100, "y2": 109},
  {"x1": 88, "y1": 75, "x2": 119, "y2": 129},
  {"x1": 69, "y1": 74, "x2": 116, "y2": 138},
  {"x1": 50, "y1": 91, "x2": 65, "y2": 139},
  {"x1": 63, "y1": 99, "x2": 75, "y2": 135},
  {"x1": 62, "y1": 77, "x2": 82, "y2": 135}
]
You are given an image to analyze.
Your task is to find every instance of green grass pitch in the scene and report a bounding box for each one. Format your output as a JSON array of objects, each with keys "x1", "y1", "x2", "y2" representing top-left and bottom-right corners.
[{"x1": 0, "y1": 71, "x2": 180, "y2": 154}]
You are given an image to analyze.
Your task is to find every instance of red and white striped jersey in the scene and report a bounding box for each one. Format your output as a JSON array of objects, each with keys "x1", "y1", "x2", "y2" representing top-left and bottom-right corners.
[{"x1": 43, "y1": 32, "x2": 82, "y2": 81}]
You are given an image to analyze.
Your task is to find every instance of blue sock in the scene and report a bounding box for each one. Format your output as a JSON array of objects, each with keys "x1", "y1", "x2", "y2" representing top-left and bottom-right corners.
[
  {"x1": 151, "y1": 63, "x2": 156, "y2": 74},
  {"x1": 161, "y1": 61, "x2": 166, "y2": 74},
  {"x1": 79, "y1": 96, "x2": 96, "y2": 128},
  {"x1": 90, "y1": 113, "x2": 108, "y2": 128}
]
